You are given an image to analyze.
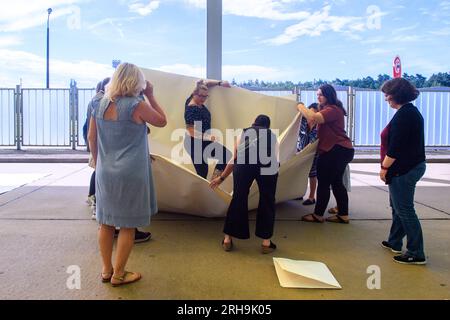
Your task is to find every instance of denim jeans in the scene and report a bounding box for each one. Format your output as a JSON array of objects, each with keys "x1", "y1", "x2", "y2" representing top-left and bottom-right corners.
[{"x1": 387, "y1": 162, "x2": 426, "y2": 259}]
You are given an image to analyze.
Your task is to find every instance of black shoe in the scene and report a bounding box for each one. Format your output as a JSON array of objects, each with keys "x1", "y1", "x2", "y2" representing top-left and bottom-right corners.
[
  {"x1": 381, "y1": 241, "x2": 402, "y2": 254},
  {"x1": 261, "y1": 241, "x2": 277, "y2": 254},
  {"x1": 113, "y1": 229, "x2": 152, "y2": 244},
  {"x1": 294, "y1": 196, "x2": 304, "y2": 201},
  {"x1": 302, "y1": 198, "x2": 316, "y2": 206},
  {"x1": 134, "y1": 229, "x2": 152, "y2": 243},
  {"x1": 393, "y1": 254, "x2": 427, "y2": 265}
]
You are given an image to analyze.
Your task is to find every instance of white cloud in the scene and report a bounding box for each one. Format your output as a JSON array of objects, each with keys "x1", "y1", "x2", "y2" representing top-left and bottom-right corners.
[
  {"x1": 440, "y1": 1, "x2": 450, "y2": 10},
  {"x1": 0, "y1": 0, "x2": 84, "y2": 32},
  {"x1": 0, "y1": 36, "x2": 23, "y2": 47},
  {"x1": 0, "y1": 49, "x2": 113, "y2": 87},
  {"x1": 429, "y1": 27, "x2": 450, "y2": 36},
  {"x1": 184, "y1": 0, "x2": 310, "y2": 20},
  {"x1": 264, "y1": 5, "x2": 376, "y2": 45},
  {"x1": 87, "y1": 17, "x2": 138, "y2": 39},
  {"x1": 157, "y1": 63, "x2": 292, "y2": 81},
  {"x1": 408, "y1": 58, "x2": 448, "y2": 74},
  {"x1": 129, "y1": 0, "x2": 160, "y2": 16},
  {"x1": 392, "y1": 24, "x2": 420, "y2": 35},
  {"x1": 362, "y1": 34, "x2": 423, "y2": 46}
]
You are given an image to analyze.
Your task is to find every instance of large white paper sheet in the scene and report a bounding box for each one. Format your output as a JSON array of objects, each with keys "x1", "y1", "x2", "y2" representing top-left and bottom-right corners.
[{"x1": 141, "y1": 68, "x2": 317, "y2": 217}]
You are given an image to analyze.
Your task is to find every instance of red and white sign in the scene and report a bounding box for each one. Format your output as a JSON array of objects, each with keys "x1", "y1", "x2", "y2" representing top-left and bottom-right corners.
[{"x1": 393, "y1": 56, "x2": 402, "y2": 78}]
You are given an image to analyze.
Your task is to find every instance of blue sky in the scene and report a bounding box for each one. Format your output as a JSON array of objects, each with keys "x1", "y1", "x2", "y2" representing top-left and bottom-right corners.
[{"x1": 0, "y1": 0, "x2": 449, "y2": 87}]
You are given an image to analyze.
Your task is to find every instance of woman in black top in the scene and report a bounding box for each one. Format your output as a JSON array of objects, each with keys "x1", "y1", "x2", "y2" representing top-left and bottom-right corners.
[
  {"x1": 184, "y1": 79, "x2": 232, "y2": 180},
  {"x1": 210, "y1": 115, "x2": 279, "y2": 254},
  {"x1": 380, "y1": 78, "x2": 427, "y2": 265}
]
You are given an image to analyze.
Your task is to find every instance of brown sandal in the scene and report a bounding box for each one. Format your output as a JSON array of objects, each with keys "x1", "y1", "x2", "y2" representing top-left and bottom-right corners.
[
  {"x1": 301, "y1": 214, "x2": 324, "y2": 223},
  {"x1": 328, "y1": 207, "x2": 339, "y2": 215},
  {"x1": 222, "y1": 238, "x2": 233, "y2": 252},
  {"x1": 101, "y1": 269, "x2": 114, "y2": 283},
  {"x1": 261, "y1": 241, "x2": 277, "y2": 254},
  {"x1": 326, "y1": 215, "x2": 350, "y2": 224},
  {"x1": 111, "y1": 271, "x2": 142, "y2": 287}
]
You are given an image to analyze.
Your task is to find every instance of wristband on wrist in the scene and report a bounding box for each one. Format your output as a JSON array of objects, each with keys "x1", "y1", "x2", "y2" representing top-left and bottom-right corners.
[
  {"x1": 381, "y1": 165, "x2": 389, "y2": 170},
  {"x1": 219, "y1": 176, "x2": 225, "y2": 182}
]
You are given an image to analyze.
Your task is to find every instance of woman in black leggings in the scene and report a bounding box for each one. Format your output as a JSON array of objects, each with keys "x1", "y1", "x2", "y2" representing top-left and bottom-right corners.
[{"x1": 297, "y1": 84, "x2": 354, "y2": 224}]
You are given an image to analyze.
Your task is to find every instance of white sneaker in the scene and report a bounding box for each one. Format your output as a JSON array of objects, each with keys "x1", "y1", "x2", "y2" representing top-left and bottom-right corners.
[
  {"x1": 91, "y1": 209, "x2": 97, "y2": 220},
  {"x1": 87, "y1": 195, "x2": 96, "y2": 207}
]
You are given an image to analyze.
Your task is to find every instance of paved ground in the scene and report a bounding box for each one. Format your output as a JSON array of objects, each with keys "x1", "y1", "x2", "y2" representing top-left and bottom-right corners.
[{"x1": 0, "y1": 162, "x2": 449, "y2": 300}]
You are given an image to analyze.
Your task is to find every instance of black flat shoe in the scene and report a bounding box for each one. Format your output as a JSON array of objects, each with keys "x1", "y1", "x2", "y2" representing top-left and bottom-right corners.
[{"x1": 302, "y1": 199, "x2": 316, "y2": 205}]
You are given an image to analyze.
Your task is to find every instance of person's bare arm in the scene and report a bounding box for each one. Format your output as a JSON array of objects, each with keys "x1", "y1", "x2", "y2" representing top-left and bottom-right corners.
[
  {"x1": 136, "y1": 81, "x2": 167, "y2": 127},
  {"x1": 204, "y1": 79, "x2": 231, "y2": 88},
  {"x1": 87, "y1": 117, "x2": 98, "y2": 167},
  {"x1": 210, "y1": 136, "x2": 239, "y2": 189},
  {"x1": 297, "y1": 103, "x2": 325, "y2": 124}
]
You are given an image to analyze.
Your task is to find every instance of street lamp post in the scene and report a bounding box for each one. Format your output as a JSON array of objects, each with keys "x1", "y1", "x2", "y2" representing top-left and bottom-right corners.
[{"x1": 46, "y1": 8, "x2": 52, "y2": 89}]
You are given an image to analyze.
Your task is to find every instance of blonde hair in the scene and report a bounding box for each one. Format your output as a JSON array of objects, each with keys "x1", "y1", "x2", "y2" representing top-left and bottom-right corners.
[
  {"x1": 193, "y1": 79, "x2": 208, "y2": 96},
  {"x1": 106, "y1": 62, "x2": 146, "y2": 101}
]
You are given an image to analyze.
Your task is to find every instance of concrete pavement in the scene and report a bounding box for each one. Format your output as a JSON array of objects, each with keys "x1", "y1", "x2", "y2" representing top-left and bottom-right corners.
[{"x1": 0, "y1": 163, "x2": 449, "y2": 300}]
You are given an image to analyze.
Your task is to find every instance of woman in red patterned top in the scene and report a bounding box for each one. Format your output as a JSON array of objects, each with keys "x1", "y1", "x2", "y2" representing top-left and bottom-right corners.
[{"x1": 297, "y1": 84, "x2": 354, "y2": 224}]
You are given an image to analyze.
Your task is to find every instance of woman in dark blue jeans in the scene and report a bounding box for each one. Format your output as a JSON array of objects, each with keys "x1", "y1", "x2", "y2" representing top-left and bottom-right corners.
[{"x1": 380, "y1": 78, "x2": 426, "y2": 265}]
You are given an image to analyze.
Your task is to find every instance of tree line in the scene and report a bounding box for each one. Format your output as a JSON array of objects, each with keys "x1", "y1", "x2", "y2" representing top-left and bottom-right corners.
[{"x1": 234, "y1": 72, "x2": 450, "y2": 90}]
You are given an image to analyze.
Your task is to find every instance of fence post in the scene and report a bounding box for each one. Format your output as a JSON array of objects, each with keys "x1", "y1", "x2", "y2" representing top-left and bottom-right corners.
[
  {"x1": 347, "y1": 86, "x2": 355, "y2": 144},
  {"x1": 14, "y1": 84, "x2": 22, "y2": 150},
  {"x1": 69, "y1": 80, "x2": 78, "y2": 150},
  {"x1": 294, "y1": 86, "x2": 300, "y2": 103}
]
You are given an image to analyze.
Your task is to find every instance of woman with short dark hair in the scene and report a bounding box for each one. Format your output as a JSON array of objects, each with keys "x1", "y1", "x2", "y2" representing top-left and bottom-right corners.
[
  {"x1": 297, "y1": 84, "x2": 354, "y2": 224},
  {"x1": 210, "y1": 115, "x2": 279, "y2": 254},
  {"x1": 379, "y1": 78, "x2": 426, "y2": 265}
]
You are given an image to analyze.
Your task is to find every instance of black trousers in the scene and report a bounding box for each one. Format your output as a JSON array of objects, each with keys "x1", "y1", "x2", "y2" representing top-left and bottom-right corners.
[
  {"x1": 184, "y1": 136, "x2": 232, "y2": 179},
  {"x1": 89, "y1": 171, "x2": 96, "y2": 196},
  {"x1": 224, "y1": 164, "x2": 278, "y2": 239},
  {"x1": 314, "y1": 145, "x2": 354, "y2": 216}
]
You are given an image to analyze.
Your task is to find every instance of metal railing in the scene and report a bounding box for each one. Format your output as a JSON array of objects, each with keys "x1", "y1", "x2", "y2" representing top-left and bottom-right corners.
[
  {"x1": 0, "y1": 88, "x2": 15, "y2": 146},
  {"x1": 298, "y1": 87, "x2": 450, "y2": 147},
  {"x1": 21, "y1": 88, "x2": 71, "y2": 147},
  {"x1": 1, "y1": 84, "x2": 449, "y2": 149},
  {"x1": 77, "y1": 88, "x2": 97, "y2": 147}
]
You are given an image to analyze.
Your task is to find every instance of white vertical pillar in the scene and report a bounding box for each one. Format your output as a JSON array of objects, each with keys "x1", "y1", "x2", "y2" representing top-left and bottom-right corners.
[{"x1": 207, "y1": 0, "x2": 222, "y2": 80}]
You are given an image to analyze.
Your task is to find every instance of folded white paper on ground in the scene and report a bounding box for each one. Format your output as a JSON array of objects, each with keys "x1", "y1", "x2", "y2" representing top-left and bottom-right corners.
[{"x1": 273, "y1": 258, "x2": 342, "y2": 289}]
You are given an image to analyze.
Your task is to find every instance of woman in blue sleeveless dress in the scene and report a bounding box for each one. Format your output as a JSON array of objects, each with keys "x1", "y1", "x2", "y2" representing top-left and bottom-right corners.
[{"x1": 88, "y1": 63, "x2": 167, "y2": 287}]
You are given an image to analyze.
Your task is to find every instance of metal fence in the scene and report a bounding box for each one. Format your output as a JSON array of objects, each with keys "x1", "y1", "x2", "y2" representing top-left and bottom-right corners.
[
  {"x1": 0, "y1": 88, "x2": 15, "y2": 146},
  {"x1": 0, "y1": 83, "x2": 96, "y2": 150},
  {"x1": 1, "y1": 85, "x2": 449, "y2": 149},
  {"x1": 77, "y1": 88, "x2": 97, "y2": 147},
  {"x1": 298, "y1": 88, "x2": 450, "y2": 147},
  {"x1": 21, "y1": 88, "x2": 71, "y2": 147}
]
